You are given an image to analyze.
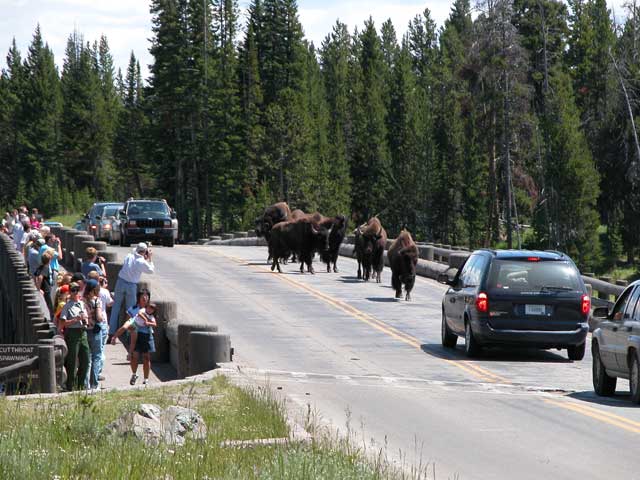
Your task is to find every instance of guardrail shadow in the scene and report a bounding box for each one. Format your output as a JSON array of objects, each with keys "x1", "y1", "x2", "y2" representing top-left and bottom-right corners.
[{"x1": 420, "y1": 342, "x2": 571, "y2": 363}]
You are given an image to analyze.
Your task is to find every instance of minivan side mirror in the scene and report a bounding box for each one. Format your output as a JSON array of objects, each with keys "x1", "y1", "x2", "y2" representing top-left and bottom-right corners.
[
  {"x1": 119, "y1": 209, "x2": 126, "y2": 216},
  {"x1": 95, "y1": 215, "x2": 101, "y2": 220},
  {"x1": 592, "y1": 306, "x2": 609, "y2": 319},
  {"x1": 170, "y1": 210, "x2": 177, "y2": 219},
  {"x1": 437, "y1": 273, "x2": 451, "y2": 285}
]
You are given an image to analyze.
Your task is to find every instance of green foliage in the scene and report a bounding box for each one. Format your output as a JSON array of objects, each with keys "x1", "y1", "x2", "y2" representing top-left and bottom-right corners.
[
  {"x1": 1, "y1": 0, "x2": 639, "y2": 264},
  {"x1": 0, "y1": 377, "x2": 420, "y2": 479}
]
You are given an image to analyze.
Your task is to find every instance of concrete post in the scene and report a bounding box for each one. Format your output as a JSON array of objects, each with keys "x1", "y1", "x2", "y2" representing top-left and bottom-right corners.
[
  {"x1": 38, "y1": 345, "x2": 56, "y2": 393},
  {"x1": 189, "y1": 332, "x2": 232, "y2": 375}
]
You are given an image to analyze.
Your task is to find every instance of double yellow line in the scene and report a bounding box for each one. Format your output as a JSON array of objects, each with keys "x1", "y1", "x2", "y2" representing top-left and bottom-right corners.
[
  {"x1": 217, "y1": 251, "x2": 509, "y2": 385},
  {"x1": 544, "y1": 398, "x2": 640, "y2": 434}
]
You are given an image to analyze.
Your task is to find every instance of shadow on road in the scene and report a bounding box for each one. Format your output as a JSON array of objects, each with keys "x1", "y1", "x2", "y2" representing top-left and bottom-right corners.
[
  {"x1": 567, "y1": 390, "x2": 637, "y2": 409},
  {"x1": 366, "y1": 297, "x2": 399, "y2": 303},
  {"x1": 419, "y1": 342, "x2": 571, "y2": 363},
  {"x1": 338, "y1": 276, "x2": 361, "y2": 283}
]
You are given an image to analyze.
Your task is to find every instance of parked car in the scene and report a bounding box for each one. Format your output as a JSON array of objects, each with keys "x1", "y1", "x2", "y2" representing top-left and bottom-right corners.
[
  {"x1": 96, "y1": 204, "x2": 123, "y2": 244},
  {"x1": 107, "y1": 209, "x2": 123, "y2": 245},
  {"x1": 43, "y1": 221, "x2": 62, "y2": 228},
  {"x1": 73, "y1": 219, "x2": 84, "y2": 231},
  {"x1": 119, "y1": 199, "x2": 177, "y2": 247},
  {"x1": 438, "y1": 249, "x2": 590, "y2": 360},
  {"x1": 84, "y1": 202, "x2": 123, "y2": 239},
  {"x1": 591, "y1": 280, "x2": 640, "y2": 402}
]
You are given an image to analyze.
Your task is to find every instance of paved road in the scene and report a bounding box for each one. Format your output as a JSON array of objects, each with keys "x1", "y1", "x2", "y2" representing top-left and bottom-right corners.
[{"x1": 114, "y1": 244, "x2": 640, "y2": 479}]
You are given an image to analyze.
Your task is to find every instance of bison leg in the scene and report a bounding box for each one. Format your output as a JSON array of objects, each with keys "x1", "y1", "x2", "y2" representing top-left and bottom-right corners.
[
  {"x1": 333, "y1": 262, "x2": 339, "y2": 273},
  {"x1": 271, "y1": 257, "x2": 277, "y2": 272},
  {"x1": 405, "y1": 277, "x2": 415, "y2": 301},
  {"x1": 357, "y1": 261, "x2": 362, "y2": 279}
]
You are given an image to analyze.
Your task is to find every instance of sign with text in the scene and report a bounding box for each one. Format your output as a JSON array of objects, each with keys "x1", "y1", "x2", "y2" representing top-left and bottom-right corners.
[{"x1": 0, "y1": 344, "x2": 39, "y2": 367}]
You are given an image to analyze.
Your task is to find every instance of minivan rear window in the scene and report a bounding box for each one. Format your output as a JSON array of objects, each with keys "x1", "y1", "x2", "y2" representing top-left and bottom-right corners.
[{"x1": 487, "y1": 259, "x2": 581, "y2": 293}]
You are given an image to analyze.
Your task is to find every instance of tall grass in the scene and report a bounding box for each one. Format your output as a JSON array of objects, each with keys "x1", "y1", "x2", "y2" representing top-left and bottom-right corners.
[{"x1": 0, "y1": 376, "x2": 433, "y2": 479}]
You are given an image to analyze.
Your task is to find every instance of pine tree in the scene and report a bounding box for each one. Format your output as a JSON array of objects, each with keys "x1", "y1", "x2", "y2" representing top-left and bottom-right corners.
[
  {"x1": 319, "y1": 21, "x2": 353, "y2": 216},
  {"x1": 59, "y1": 32, "x2": 111, "y2": 198},
  {"x1": 114, "y1": 53, "x2": 148, "y2": 197},
  {"x1": 350, "y1": 18, "x2": 391, "y2": 223},
  {"x1": 0, "y1": 40, "x2": 26, "y2": 207},
  {"x1": 210, "y1": 0, "x2": 244, "y2": 231}
]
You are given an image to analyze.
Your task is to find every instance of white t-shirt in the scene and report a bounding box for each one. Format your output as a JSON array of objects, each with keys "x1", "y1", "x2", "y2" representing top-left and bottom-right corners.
[{"x1": 99, "y1": 287, "x2": 113, "y2": 319}]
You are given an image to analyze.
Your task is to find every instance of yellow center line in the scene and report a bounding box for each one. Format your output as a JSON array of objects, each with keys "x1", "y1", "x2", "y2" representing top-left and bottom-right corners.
[
  {"x1": 214, "y1": 250, "x2": 510, "y2": 384},
  {"x1": 543, "y1": 398, "x2": 640, "y2": 434}
]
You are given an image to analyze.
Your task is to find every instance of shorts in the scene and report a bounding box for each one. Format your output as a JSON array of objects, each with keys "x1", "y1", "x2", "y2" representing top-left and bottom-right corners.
[{"x1": 135, "y1": 332, "x2": 155, "y2": 354}]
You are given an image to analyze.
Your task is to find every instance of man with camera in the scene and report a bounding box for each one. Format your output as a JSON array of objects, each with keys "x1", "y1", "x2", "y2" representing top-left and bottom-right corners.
[
  {"x1": 81, "y1": 247, "x2": 107, "y2": 278},
  {"x1": 108, "y1": 242, "x2": 155, "y2": 342}
]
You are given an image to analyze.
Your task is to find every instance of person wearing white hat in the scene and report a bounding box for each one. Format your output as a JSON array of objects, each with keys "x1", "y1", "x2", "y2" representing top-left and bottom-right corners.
[{"x1": 108, "y1": 242, "x2": 155, "y2": 340}]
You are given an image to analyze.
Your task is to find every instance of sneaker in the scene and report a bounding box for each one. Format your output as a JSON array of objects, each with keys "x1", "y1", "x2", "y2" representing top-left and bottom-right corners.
[
  {"x1": 129, "y1": 374, "x2": 138, "y2": 386},
  {"x1": 142, "y1": 379, "x2": 148, "y2": 386},
  {"x1": 98, "y1": 375, "x2": 105, "y2": 381}
]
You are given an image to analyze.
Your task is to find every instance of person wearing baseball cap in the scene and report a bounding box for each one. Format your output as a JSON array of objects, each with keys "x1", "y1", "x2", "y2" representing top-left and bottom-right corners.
[{"x1": 108, "y1": 241, "x2": 155, "y2": 341}]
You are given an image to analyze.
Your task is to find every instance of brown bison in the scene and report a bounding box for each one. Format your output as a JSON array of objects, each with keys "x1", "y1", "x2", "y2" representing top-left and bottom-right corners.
[
  {"x1": 268, "y1": 217, "x2": 331, "y2": 274},
  {"x1": 354, "y1": 217, "x2": 387, "y2": 283},
  {"x1": 255, "y1": 202, "x2": 292, "y2": 241},
  {"x1": 388, "y1": 230, "x2": 418, "y2": 300},
  {"x1": 320, "y1": 215, "x2": 347, "y2": 273}
]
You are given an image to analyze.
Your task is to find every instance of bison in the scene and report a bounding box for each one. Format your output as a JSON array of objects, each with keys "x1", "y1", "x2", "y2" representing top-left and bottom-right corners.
[
  {"x1": 268, "y1": 217, "x2": 331, "y2": 274},
  {"x1": 354, "y1": 217, "x2": 387, "y2": 283},
  {"x1": 255, "y1": 202, "x2": 292, "y2": 242},
  {"x1": 320, "y1": 215, "x2": 347, "y2": 273},
  {"x1": 387, "y1": 230, "x2": 418, "y2": 300}
]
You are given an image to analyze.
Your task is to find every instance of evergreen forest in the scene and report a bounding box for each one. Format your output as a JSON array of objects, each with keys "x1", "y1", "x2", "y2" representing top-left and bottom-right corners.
[{"x1": 1, "y1": 0, "x2": 639, "y2": 272}]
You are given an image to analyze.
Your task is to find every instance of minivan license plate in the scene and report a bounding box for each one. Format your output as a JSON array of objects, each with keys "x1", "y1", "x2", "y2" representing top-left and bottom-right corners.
[
  {"x1": 525, "y1": 304, "x2": 546, "y2": 315},
  {"x1": 145, "y1": 228, "x2": 155, "y2": 234}
]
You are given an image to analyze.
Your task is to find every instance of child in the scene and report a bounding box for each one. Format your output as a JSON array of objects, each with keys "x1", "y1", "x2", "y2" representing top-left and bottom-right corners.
[
  {"x1": 54, "y1": 284, "x2": 70, "y2": 334},
  {"x1": 111, "y1": 303, "x2": 157, "y2": 386}
]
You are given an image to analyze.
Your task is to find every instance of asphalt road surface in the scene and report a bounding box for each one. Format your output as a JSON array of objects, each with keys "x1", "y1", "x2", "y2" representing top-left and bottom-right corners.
[{"x1": 113, "y1": 244, "x2": 640, "y2": 479}]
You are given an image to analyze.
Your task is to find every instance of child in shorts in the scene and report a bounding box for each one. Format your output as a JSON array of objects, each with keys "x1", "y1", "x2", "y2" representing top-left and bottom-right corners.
[{"x1": 111, "y1": 303, "x2": 157, "y2": 385}]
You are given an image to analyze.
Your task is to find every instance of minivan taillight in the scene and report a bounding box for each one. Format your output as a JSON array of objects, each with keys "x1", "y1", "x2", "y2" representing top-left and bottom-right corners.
[
  {"x1": 476, "y1": 292, "x2": 489, "y2": 313},
  {"x1": 581, "y1": 294, "x2": 590, "y2": 315}
]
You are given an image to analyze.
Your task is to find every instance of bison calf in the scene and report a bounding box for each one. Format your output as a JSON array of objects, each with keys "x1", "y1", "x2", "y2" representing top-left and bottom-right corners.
[{"x1": 388, "y1": 230, "x2": 418, "y2": 300}]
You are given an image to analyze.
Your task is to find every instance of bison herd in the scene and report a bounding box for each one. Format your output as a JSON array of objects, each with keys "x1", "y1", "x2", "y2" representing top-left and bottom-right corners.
[{"x1": 255, "y1": 202, "x2": 418, "y2": 301}]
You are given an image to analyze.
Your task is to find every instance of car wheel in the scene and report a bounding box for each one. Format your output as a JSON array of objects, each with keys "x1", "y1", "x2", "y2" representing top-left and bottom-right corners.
[
  {"x1": 630, "y1": 352, "x2": 640, "y2": 404},
  {"x1": 464, "y1": 320, "x2": 481, "y2": 357},
  {"x1": 166, "y1": 237, "x2": 175, "y2": 248},
  {"x1": 592, "y1": 342, "x2": 616, "y2": 396},
  {"x1": 567, "y1": 342, "x2": 586, "y2": 361},
  {"x1": 441, "y1": 311, "x2": 457, "y2": 349}
]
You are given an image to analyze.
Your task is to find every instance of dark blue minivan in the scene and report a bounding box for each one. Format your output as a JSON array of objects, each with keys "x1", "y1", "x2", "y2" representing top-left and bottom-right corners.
[{"x1": 438, "y1": 250, "x2": 590, "y2": 359}]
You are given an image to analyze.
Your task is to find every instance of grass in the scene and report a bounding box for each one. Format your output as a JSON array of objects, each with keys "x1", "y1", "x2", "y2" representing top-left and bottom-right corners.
[
  {"x1": 0, "y1": 376, "x2": 427, "y2": 479},
  {"x1": 47, "y1": 212, "x2": 83, "y2": 228}
]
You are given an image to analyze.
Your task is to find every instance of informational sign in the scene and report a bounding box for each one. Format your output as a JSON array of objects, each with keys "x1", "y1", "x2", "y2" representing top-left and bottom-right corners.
[
  {"x1": 0, "y1": 344, "x2": 64, "y2": 393},
  {"x1": 0, "y1": 344, "x2": 39, "y2": 367}
]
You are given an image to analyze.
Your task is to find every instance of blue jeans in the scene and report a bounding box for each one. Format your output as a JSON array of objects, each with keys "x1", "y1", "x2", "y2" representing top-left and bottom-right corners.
[
  {"x1": 87, "y1": 323, "x2": 107, "y2": 388},
  {"x1": 109, "y1": 278, "x2": 137, "y2": 335}
]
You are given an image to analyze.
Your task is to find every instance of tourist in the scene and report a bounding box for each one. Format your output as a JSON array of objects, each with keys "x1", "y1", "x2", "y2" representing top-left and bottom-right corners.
[
  {"x1": 59, "y1": 283, "x2": 91, "y2": 391},
  {"x1": 81, "y1": 247, "x2": 106, "y2": 277},
  {"x1": 108, "y1": 242, "x2": 154, "y2": 341},
  {"x1": 111, "y1": 302, "x2": 157, "y2": 386},
  {"x1": 34, "y1": 249, "x2": 55, "y2": 320},
  {"x1": 84, "y1": 279, "x2": 105, "y2": 390}
]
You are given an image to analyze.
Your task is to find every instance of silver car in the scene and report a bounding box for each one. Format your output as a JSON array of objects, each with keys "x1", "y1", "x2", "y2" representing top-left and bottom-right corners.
[{"x1": 98, "y1": 204, "x2": 123, "y2": 244}]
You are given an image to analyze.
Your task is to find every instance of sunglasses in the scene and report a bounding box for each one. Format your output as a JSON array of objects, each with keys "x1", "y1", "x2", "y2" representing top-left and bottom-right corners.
[{"x1": 70, "y1": 288, "x2": 80, "y2": 293}]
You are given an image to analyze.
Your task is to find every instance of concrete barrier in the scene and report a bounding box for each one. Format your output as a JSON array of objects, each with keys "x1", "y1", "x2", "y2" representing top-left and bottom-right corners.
[
  {"x1": 221, "y1": 233, "x2": 234, "y2": 240},
  {"x1": 448, "y1": 252, "x2": 470, "y2": 269},
  {"x1": 105, "y1": 262, "x2": 123, "y2": 293},
  {"x1": 166, "y1": 322, "x2": 219, "y2": 379},
  {"x1": 206, "y1": 237, "x2": 268, "y2": 247},
  {"x1": 233, "y1": 232, "x2": 248, "y2": 238},
  {"x1": 150, "y1": 300, "x2": 176, "y2": 363},
  {"x1": 73, "y1": 235, "x2": 94, "y2": 263},
  {"x1": 189, "y1": 332, "x2": 232, "y2": 375},
  {"x1": 81, "y1": 240, "x2": 108, "y2": 253}
]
